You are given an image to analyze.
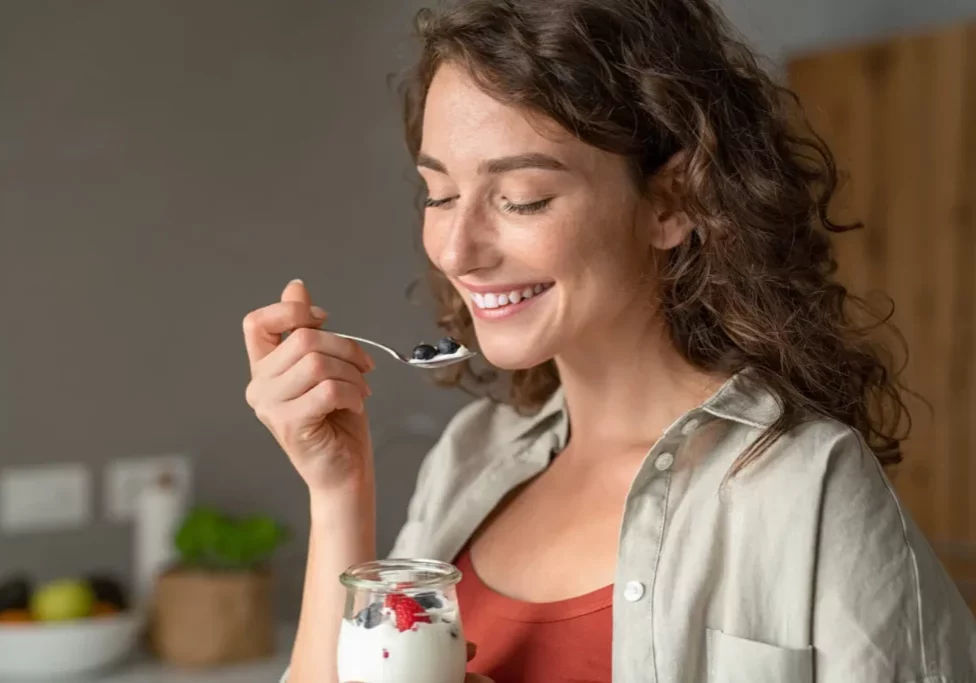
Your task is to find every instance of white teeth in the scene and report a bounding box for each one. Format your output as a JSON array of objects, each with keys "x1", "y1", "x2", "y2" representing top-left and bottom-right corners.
[{"x1": 471, "y1": 284, "x2": 550, "y2": 309}]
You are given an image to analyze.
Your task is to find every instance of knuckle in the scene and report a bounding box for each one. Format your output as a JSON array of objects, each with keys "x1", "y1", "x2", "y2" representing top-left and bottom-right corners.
[
  {"x1": 291, "y1": 327, "x2": 318, "y2": 352},
  {"x1": 242, "y1": 310, "x2": 261, "y2": 335},
  {"x1": 306, "y1": 352, "x2": 332, "y2": 377},
  {"x1": 317, "y1": 380, "x2": 339, "y2": 405},
  {"x1": 244, "y1": 381, "x2": 259, "y2": 408}
]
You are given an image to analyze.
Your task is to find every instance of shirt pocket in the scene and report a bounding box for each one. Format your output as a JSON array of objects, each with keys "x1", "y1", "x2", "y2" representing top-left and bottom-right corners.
[{"x1": 705, "y1": 628, "x2": 813, "y2": 683}]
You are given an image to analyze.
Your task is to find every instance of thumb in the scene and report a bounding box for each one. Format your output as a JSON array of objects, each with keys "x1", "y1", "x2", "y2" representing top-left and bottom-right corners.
[
  {"x1": 281, "y1": 278, "x2": 326, "y2": 321},
  {"x1": 465, "y1": 676, "x2": 495, "y2": 682},
  {"x1": 281, "y1": 278, "x2": 312, "y2": 305}
]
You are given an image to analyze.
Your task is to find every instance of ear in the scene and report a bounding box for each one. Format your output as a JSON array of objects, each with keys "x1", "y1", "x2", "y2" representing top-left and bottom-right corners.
[{"x1": 644, "y1": 152, "x2": 695, "y2": 250}]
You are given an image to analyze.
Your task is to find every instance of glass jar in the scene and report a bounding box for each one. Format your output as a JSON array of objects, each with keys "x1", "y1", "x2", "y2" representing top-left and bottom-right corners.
[{"x1": 337, "y1": 559, "x2": 466, "y2": 683}]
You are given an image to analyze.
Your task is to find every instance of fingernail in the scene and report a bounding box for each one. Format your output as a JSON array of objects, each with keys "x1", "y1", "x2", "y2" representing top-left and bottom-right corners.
[
  {"x1": 310, "y1": 306, "x2": 327, "y2": 319},
  {"x1": 365, "y1": 385, "x2": 373, "y2": 397},
  {"x1": 367, "y1": 355, "x2": 377, "y2": 371},
  {"x1": 289, "y1": 278, "x2": 304, "y2": 285}
]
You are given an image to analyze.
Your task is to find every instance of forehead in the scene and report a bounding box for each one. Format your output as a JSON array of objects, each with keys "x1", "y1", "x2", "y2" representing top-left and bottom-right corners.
[{"x1": 421, "y1": 62, "x2": 581, "y2": 168}]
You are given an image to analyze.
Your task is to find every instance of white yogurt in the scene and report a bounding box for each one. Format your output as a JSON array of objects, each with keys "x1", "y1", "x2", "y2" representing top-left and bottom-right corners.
[{"x1": 336, "y1": 617, "x2": 466, "y2": 683}]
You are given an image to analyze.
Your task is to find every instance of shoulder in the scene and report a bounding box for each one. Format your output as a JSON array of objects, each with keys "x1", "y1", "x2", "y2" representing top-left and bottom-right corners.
[
  {"x1": 388, "y1": 392, "x2": 562, "y2": 558},
  {"x1": 742, "y1": 417, "x2": 976, "y2": 677},
  {"x1": 405, "y1": 391, "x2": 562, "y2": 508},
  {"x1": 725, "y1": 416, "x2": 920, "y2": 578},
  {"x1": 414, "y1": 393, "x2": 560, "y2": 491},
  {"x1": 436, "y1": 393, "x2": 556, "y2": 456},
  {"x1": 720, "y1": 414, "x2": 889, "y2": 508}
]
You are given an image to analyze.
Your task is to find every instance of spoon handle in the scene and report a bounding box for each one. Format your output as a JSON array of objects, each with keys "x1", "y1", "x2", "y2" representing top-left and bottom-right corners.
[{"x1": 329, "y1": 332, "x2": 406, "y2": 362}]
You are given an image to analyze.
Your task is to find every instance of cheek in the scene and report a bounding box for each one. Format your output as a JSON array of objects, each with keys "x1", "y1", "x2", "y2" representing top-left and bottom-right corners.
[
  {"x1": 551, "y1": 205, "x2": 647, "y2": 290},
  {"x1": 421, "y1": 214, "x2": 446, "y2": 264},
  {"x1": 532, "y1": 212, "x2": 615, "y2": 278}
]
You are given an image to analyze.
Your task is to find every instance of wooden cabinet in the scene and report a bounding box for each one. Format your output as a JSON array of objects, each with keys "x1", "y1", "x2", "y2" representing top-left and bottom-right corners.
[{"x1": 787, "y1": 22, "x2": 976, "y2": 600}]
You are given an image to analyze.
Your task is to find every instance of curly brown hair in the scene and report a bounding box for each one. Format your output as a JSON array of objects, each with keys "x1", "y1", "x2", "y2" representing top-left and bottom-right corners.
[{"x1": 397, "y1": 0, "x2": 910, "y2": 469}]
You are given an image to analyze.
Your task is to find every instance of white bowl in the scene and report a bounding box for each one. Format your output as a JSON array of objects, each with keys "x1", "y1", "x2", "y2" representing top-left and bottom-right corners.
[{"x1": 0, "y1": 609, "x2": 145, "y2": 679}]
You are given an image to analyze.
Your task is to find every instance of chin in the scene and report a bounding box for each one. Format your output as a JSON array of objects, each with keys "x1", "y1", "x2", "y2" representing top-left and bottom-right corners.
[{"x1": 476, "y1": 336, "x2": 554, "y2": 371}]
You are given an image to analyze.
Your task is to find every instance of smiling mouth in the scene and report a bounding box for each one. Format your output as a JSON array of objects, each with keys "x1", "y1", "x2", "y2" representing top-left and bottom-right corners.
[{"x1": 469, "y1": 283, "x2": 554, "y2": 310}]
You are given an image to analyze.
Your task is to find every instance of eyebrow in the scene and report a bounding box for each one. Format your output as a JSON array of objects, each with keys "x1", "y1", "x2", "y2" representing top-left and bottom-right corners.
[{"x1": 416, "y1": 152, "x2": 570, "y2": 175}]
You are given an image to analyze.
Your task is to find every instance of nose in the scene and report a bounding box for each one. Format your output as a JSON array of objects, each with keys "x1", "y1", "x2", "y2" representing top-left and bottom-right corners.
[{"x1": 434, "y1": 202, "x2": 498, "y2": 278}]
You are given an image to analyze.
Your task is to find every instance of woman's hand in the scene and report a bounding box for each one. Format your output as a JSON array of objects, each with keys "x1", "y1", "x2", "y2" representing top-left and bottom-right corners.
[{"x1": 244, "y1": 279, "x2": 376, "y2": 494}]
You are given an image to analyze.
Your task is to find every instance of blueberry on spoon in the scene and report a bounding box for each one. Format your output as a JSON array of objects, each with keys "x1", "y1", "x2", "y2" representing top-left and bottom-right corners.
[
  {"x1": 411, "y1": 343, "x2": 438, "y2": 361},
  {"x1": 436, "y1": 337, "x2": 461, "y2": 355}
]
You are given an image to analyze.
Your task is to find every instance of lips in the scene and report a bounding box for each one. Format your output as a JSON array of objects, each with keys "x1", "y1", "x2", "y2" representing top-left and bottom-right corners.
[{"x1": 469, "y1": 283, "x2": 553, "y2": 310}]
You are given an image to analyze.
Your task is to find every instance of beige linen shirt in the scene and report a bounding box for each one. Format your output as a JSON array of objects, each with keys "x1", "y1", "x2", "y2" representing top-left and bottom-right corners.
[{"x1": 284, "y1": 372, "x2": 976, "y2": 682}]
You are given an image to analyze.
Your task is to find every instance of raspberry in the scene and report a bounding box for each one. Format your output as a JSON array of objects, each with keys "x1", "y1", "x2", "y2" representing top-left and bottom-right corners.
[{"x1": 384, "y1": 593, "x2": 431, "y2": 632}]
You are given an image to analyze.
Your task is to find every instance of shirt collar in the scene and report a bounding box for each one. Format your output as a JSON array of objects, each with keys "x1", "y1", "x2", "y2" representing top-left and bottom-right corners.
[{"x1": 700, "y1": 370, "x2": 784, "y2": 429}]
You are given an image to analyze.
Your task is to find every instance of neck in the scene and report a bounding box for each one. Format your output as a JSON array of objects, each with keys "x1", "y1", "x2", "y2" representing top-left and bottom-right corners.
[{"x1": 554, "y1": 312, "x2": 726, "y2": 455}]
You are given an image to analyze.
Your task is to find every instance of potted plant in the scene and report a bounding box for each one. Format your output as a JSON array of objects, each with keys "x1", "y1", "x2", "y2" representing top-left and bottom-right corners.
[{"x1": 149, "y1": 506, "x2": 288, "y2": 667}]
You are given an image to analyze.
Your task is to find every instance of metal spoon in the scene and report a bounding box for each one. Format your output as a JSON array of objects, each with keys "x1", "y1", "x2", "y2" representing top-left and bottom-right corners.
[{"x1": 331, "y1": 332, "x2": 477, "y2": 369}]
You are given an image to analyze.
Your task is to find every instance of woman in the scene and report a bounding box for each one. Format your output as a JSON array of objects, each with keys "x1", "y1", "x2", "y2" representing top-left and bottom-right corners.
[{"x1": 246, "y1": 1, "x2": 976, "y2": 681}]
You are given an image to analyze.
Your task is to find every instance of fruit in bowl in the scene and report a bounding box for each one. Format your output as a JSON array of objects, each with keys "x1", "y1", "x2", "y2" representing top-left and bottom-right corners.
[
  {"x1": 0, "y1": 573, "x2": 144, "y2": 678},
  {"x1": 0, "y1": 574, "x2": 128, "y2": 623},
  {"x1": 29, "y1": 579, "x2": 95, "y2": 621}
]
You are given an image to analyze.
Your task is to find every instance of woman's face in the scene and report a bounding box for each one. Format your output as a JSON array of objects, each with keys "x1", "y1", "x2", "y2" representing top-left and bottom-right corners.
[{"x1": 419, "y1": 63, "x2": 663, "y2": 370}]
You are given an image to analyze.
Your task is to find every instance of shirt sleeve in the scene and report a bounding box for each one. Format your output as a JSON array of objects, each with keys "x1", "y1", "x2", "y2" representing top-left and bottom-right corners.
[{"x1": 812, "y1": 432, "x2": 976, "y2": 682}]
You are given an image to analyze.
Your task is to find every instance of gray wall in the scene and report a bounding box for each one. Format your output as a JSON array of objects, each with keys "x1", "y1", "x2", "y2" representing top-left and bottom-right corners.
[
  {"x1": 0, "y1": 0, "x2": 465, "y2": 617},
  {"x1": 2, "y1": 0, "x2": 974, "y2": 619},
  {"x1": 720, "y1": 0, "x2": 976, "y2": 65}
]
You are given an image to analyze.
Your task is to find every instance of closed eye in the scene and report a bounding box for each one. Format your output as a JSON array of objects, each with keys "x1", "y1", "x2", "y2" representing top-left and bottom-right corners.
[
  {"x1": 502, "y1": 198, "x2": 552, "y2": 215},
  {"x1": 424, "y1": 196, "x2": 457, "y2": 209}
]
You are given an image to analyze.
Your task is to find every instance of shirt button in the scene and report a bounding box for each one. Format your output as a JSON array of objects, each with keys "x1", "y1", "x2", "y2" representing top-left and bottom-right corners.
[
  {"x1": 655, "y1": 452, "x2": 674, "y2": 471},
  {"x1": 623, "y1": 581, "x2": 645, "y2": 602},
  {"x1": 681, "y1": 418, "x2": 700, "y2": 435}
]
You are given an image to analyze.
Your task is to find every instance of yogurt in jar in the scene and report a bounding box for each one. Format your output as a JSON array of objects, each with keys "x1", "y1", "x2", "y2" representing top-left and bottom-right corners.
[{"x1": 337, "y1": 591, "x2": 466, "y2": 683}]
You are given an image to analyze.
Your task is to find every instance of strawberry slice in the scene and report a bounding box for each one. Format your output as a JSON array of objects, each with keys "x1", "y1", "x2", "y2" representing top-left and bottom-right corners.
[{"x1": 384, "y1": 593, "x2": 431, "y2": 632}]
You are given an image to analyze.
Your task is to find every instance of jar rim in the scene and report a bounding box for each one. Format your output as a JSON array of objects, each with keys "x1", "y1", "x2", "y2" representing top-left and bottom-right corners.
[{"x1": 339, "y1": 558, "x2": 462, "y2": 591}]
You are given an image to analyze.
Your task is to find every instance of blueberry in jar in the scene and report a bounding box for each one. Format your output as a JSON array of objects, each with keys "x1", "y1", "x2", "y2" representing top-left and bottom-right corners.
[
  {"x1": 413, "y1": 591, "x2": 443, "y2": 610},
  {"x1": 411, "y1": 343, "x2": 438, "y2": 361},
  {"x1": 436, "y1": 337, "x2": 461, "y2": 355},
  {"x1": 354, "y1": 601, "x2": 384, "y2": 629}
]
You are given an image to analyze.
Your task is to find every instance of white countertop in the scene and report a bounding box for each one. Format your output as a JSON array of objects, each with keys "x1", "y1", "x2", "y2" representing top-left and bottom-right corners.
[{"x1": 95, "y1": 624, "x2": 294, "y2": 683}]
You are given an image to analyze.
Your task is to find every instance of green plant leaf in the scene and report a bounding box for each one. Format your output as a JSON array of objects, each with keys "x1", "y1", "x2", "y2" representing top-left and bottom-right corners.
[{"x1": 173, "y1": 506, "x2": 288, "y2": 570}]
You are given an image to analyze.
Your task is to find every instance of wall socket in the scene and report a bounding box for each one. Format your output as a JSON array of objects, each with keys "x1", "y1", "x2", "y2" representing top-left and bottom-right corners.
[
  {"x1": 104, "y1": 454, "x2": 192, "y2": 523},
  {"x1": 0, "y1": 463, "x2": 93, "y2": 533}
]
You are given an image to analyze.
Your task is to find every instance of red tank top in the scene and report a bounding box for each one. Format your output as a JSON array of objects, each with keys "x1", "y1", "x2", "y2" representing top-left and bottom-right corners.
[{"x1": 454, "y1": 546, "x2": 613, "y2": 683}]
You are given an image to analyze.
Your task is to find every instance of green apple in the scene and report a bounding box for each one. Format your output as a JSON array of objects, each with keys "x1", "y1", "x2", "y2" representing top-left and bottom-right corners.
[{"x1": 29, "y1": 579, "x2": 95, "y2": 621}]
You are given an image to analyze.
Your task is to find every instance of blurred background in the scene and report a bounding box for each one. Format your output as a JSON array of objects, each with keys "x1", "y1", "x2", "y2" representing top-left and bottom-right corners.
[{"x1": 0, "y1": 0, "x2": 974, "y2": 678}]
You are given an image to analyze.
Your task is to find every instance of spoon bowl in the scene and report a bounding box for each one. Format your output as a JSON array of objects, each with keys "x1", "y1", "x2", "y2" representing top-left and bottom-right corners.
[{"x1": 331, "y1": 332, "x2": 476, "y2": 369}]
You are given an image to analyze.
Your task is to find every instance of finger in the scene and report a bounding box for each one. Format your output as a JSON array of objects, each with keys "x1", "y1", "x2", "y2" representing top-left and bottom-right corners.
[
  {"x1": 243, "y1": 298, "x2": 327, "y2": 369},
  {"x1": 465, "y1": 675, "x2": 494, "y2": 682},
  {"x1": 281, "y1": 278, "x2": 312, "y2": 306},
  {"x1": 265, "y1": 352, "x2": 370, "y2": 403},
  {"x1": 256, "y1": 327, "x2": 374, "y2": 378},
  {"x1": 466, "y1": 641, "x2": 478, "y2": 661},
  {"x1": 284, "y1": 378, "x2": 366, "y2": 420}
]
